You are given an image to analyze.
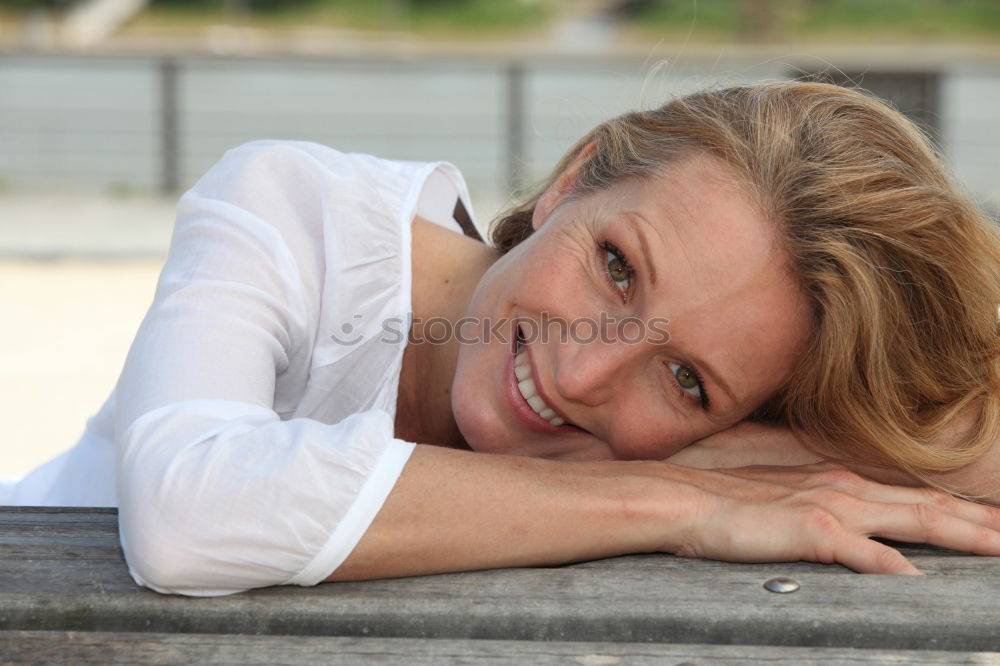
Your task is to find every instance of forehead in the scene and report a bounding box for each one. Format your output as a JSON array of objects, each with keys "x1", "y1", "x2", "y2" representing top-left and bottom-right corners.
[{"x1": 615, "y1": 153, "x2": 777, "y2": 281}]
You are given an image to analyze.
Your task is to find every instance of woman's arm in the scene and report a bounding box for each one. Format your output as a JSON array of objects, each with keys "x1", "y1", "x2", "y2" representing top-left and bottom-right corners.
[
  {"x1": 329, "y1": 443, "x2": 1000, "y2": 581},
  {"x1": 116, "y1": 142, "x2": 421, "y2": 596},
  {"x1": 663, "y1": 421, "x2": 829, "y2": 470},
  {"x1": 666, "y1": 413, "x2": 1000, "y2": 503}
]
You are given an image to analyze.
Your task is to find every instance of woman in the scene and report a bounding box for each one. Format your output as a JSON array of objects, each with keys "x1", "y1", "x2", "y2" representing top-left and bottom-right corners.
[{"x1": 6, "y1": 81, "x2": 1000, "y2": 596}]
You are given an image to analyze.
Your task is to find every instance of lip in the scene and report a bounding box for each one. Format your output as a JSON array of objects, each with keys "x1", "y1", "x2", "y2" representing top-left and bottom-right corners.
[{"x1": 505, "y1": 329, "x2": 581, "y2": 435}]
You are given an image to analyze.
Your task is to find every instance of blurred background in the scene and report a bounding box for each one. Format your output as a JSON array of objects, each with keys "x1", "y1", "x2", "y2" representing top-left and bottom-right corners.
[{"x1": 1, "y1": 0, "x2": 998, "y2": 481}]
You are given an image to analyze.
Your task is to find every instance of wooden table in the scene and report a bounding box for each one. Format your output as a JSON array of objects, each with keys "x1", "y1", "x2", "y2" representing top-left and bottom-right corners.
[{"x1": 2, "y1": 507, "x2": 999, "y2": 664}]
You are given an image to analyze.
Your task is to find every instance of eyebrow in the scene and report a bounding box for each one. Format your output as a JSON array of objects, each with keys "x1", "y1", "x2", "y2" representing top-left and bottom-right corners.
[{"x1": 623, "y1": 213, "x2": 658, "y2": 287}]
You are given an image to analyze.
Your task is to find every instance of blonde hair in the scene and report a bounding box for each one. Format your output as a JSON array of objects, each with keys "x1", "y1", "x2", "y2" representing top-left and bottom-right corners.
[{"x1": 490, "y1": 81, "x2": 1000, "y2": 486}]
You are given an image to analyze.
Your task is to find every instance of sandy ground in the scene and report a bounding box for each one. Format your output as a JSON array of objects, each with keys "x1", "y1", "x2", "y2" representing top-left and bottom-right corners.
[
  {"x1": 0, "y1": 258, "x2": 165, "y2": 479},
  {"x1": 0, "y1": 192, "x2": 176, "y2": 482},
  {"x1": 0, "y1": 192, "x2": 175, "y2": 478}
]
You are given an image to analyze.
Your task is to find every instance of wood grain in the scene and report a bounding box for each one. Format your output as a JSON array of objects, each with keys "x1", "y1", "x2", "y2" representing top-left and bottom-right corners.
[
  {"x1": 3, "y1": 631, "x2": 999, "y2": 666},
  {"x1": 3, "y1": 508, "x2": 1000, "y2": 652}
]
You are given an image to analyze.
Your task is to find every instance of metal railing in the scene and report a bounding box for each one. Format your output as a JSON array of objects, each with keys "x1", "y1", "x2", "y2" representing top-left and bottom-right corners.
[{"x1": 1, "y1": 52, "x2": 997, "y2": 213}]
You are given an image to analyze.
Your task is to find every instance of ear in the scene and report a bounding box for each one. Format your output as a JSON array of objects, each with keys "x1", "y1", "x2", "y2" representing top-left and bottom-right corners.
[{"x1": 531, "y1": 141, "x2": 596, "y2": 231}]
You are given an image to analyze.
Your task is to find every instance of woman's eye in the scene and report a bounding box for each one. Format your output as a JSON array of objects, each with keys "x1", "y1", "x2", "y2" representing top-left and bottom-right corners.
[
  {"x1": 602, "y1": 242, "x2": 633, "y2": 300},
  {"x1": 668, "y1": 361, "x2": 705, "y2": 405}
]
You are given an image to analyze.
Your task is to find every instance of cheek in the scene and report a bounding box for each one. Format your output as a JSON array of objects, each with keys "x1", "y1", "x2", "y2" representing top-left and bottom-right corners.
[
  {"x1": 605, "y1": 390, "x2": 731, "y2": 459},
  {"x1": 449, "y1": 338, "x2": 503, "y2": 450},
  {"x1": 490, "y1": 231, "x2": 598, "y2": 314},
  {"x1": 465, "y1": 246, "x2": 536, "y2": 320},
  {"x1": 609, "y1": 423, "x2": 692, "y2": 460}
]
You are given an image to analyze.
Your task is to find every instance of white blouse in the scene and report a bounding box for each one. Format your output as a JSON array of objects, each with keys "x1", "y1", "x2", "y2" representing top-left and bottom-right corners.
[{"x1": 5, "y1": 141, "x2": 478, "y2": 596}]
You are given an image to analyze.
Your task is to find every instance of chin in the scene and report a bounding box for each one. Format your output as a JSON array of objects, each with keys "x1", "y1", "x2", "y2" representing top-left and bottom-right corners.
[
  {"x1": 450, "y1": 354, "x2": 610, "y2": 460},
  {"x1": 456, "y1": 417, "x2": 526, "y2": 457}
]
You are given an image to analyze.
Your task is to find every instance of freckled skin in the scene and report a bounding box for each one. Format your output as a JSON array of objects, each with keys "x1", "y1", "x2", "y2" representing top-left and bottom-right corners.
[{"x1": 450, "y1": 153, "x2": 813, "y2": 461}]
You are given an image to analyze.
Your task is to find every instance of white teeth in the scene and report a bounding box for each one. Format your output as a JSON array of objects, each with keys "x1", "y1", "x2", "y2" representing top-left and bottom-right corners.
[
  {"x1": 514, "y1": 348, "x2": 568, "y2": 427},
  {"x1": 527, "y1": 395, "x2": 546, "y2": 412}
]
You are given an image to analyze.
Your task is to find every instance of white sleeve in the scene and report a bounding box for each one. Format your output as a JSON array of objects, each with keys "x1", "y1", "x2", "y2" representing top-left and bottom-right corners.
[{"x1": 115, "y1": 142, "x2": 415, "y2": 597}]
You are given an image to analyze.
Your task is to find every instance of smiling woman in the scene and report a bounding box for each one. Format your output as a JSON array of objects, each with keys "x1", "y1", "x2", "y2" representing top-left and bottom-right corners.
[
  {"x1": 444, "y1": 153, "x2": 811, "y2": 461},
  {"x1": 5, "y1": 81, "x2": 1000, "y2": 596},
  {"x1": 492, "y1": 82, "x2": 1000, "y2": 491}
]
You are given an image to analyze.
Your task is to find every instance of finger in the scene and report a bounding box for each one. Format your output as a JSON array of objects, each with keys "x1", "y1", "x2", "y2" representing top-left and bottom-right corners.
[
  {"x1": 862, "y1": 486, "x2": 1000, "y2": 532},
  {"x1": 811, "y1": 476, "x2": 1000, "y2": 533},
  {"x1": 830, "y1": 534, "x2": 924, "y2": 575},
  {"x1": 861, "y1": 501, "x2": 1000, "y2": 557},
  {"x1": 727, "y1": 466, "x2": 1000, "y2": 533},
  {"x1": 945, "y1": 497, "x2": 1000, "y2": 532},
  {"x1": 791, "y1": 466, "x2": 1000, "y2": 533},
  {"x1": 793, "y1": 503, "x2": 923, "y2": 574}
]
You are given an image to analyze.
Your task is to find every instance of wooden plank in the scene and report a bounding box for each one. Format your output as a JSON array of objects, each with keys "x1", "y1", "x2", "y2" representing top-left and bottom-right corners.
[
  {"x1": 4, "y1": 508, "x2": 998, "y2": 574},
  {"x1": 569, "y1": 546, "x2": 1000, "y2": 576},
  {"x1": 2, "y1": 509, "x2": 1000, "y2": 651},
  {"x1": 2, "y1": 631, "x2": 999, "y2": 666}
]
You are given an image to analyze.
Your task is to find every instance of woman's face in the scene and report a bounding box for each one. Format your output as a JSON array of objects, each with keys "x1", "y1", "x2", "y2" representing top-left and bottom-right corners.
[{"x1": 451, "y1": 152, "x2": 812, "y2": 460}]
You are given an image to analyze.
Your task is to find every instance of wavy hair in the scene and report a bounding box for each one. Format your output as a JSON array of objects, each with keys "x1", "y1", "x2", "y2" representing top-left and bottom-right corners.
[{"x1": 489, "y1": 81, "x2": 1000, "y2": 487}]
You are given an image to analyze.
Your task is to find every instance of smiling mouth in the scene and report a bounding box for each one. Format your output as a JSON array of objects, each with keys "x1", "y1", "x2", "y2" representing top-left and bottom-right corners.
[{"x1": 513, "y1": 325, "x2": 576, "y2": 428}]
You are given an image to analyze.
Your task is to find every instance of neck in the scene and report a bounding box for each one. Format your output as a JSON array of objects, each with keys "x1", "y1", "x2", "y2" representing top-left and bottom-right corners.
[{"x1": 394, "y1": 216, "x2": 499, "y2": 448}]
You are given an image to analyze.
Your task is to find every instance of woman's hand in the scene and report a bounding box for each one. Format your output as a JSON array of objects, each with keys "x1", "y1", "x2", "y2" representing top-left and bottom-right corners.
[{"x1": 661, "y1": 461, "x2": 1000, "y2": 574}]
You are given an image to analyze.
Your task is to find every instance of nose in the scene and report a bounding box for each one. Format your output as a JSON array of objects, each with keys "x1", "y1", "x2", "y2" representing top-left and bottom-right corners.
[{"x1": 552, "y1": 331, "x2": 639, "y2": 407}]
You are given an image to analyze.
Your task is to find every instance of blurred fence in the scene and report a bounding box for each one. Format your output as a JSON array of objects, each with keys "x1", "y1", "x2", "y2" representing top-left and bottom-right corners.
[{"x1": 1, "y1": 52, "x2": 998, "y2": 213}]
